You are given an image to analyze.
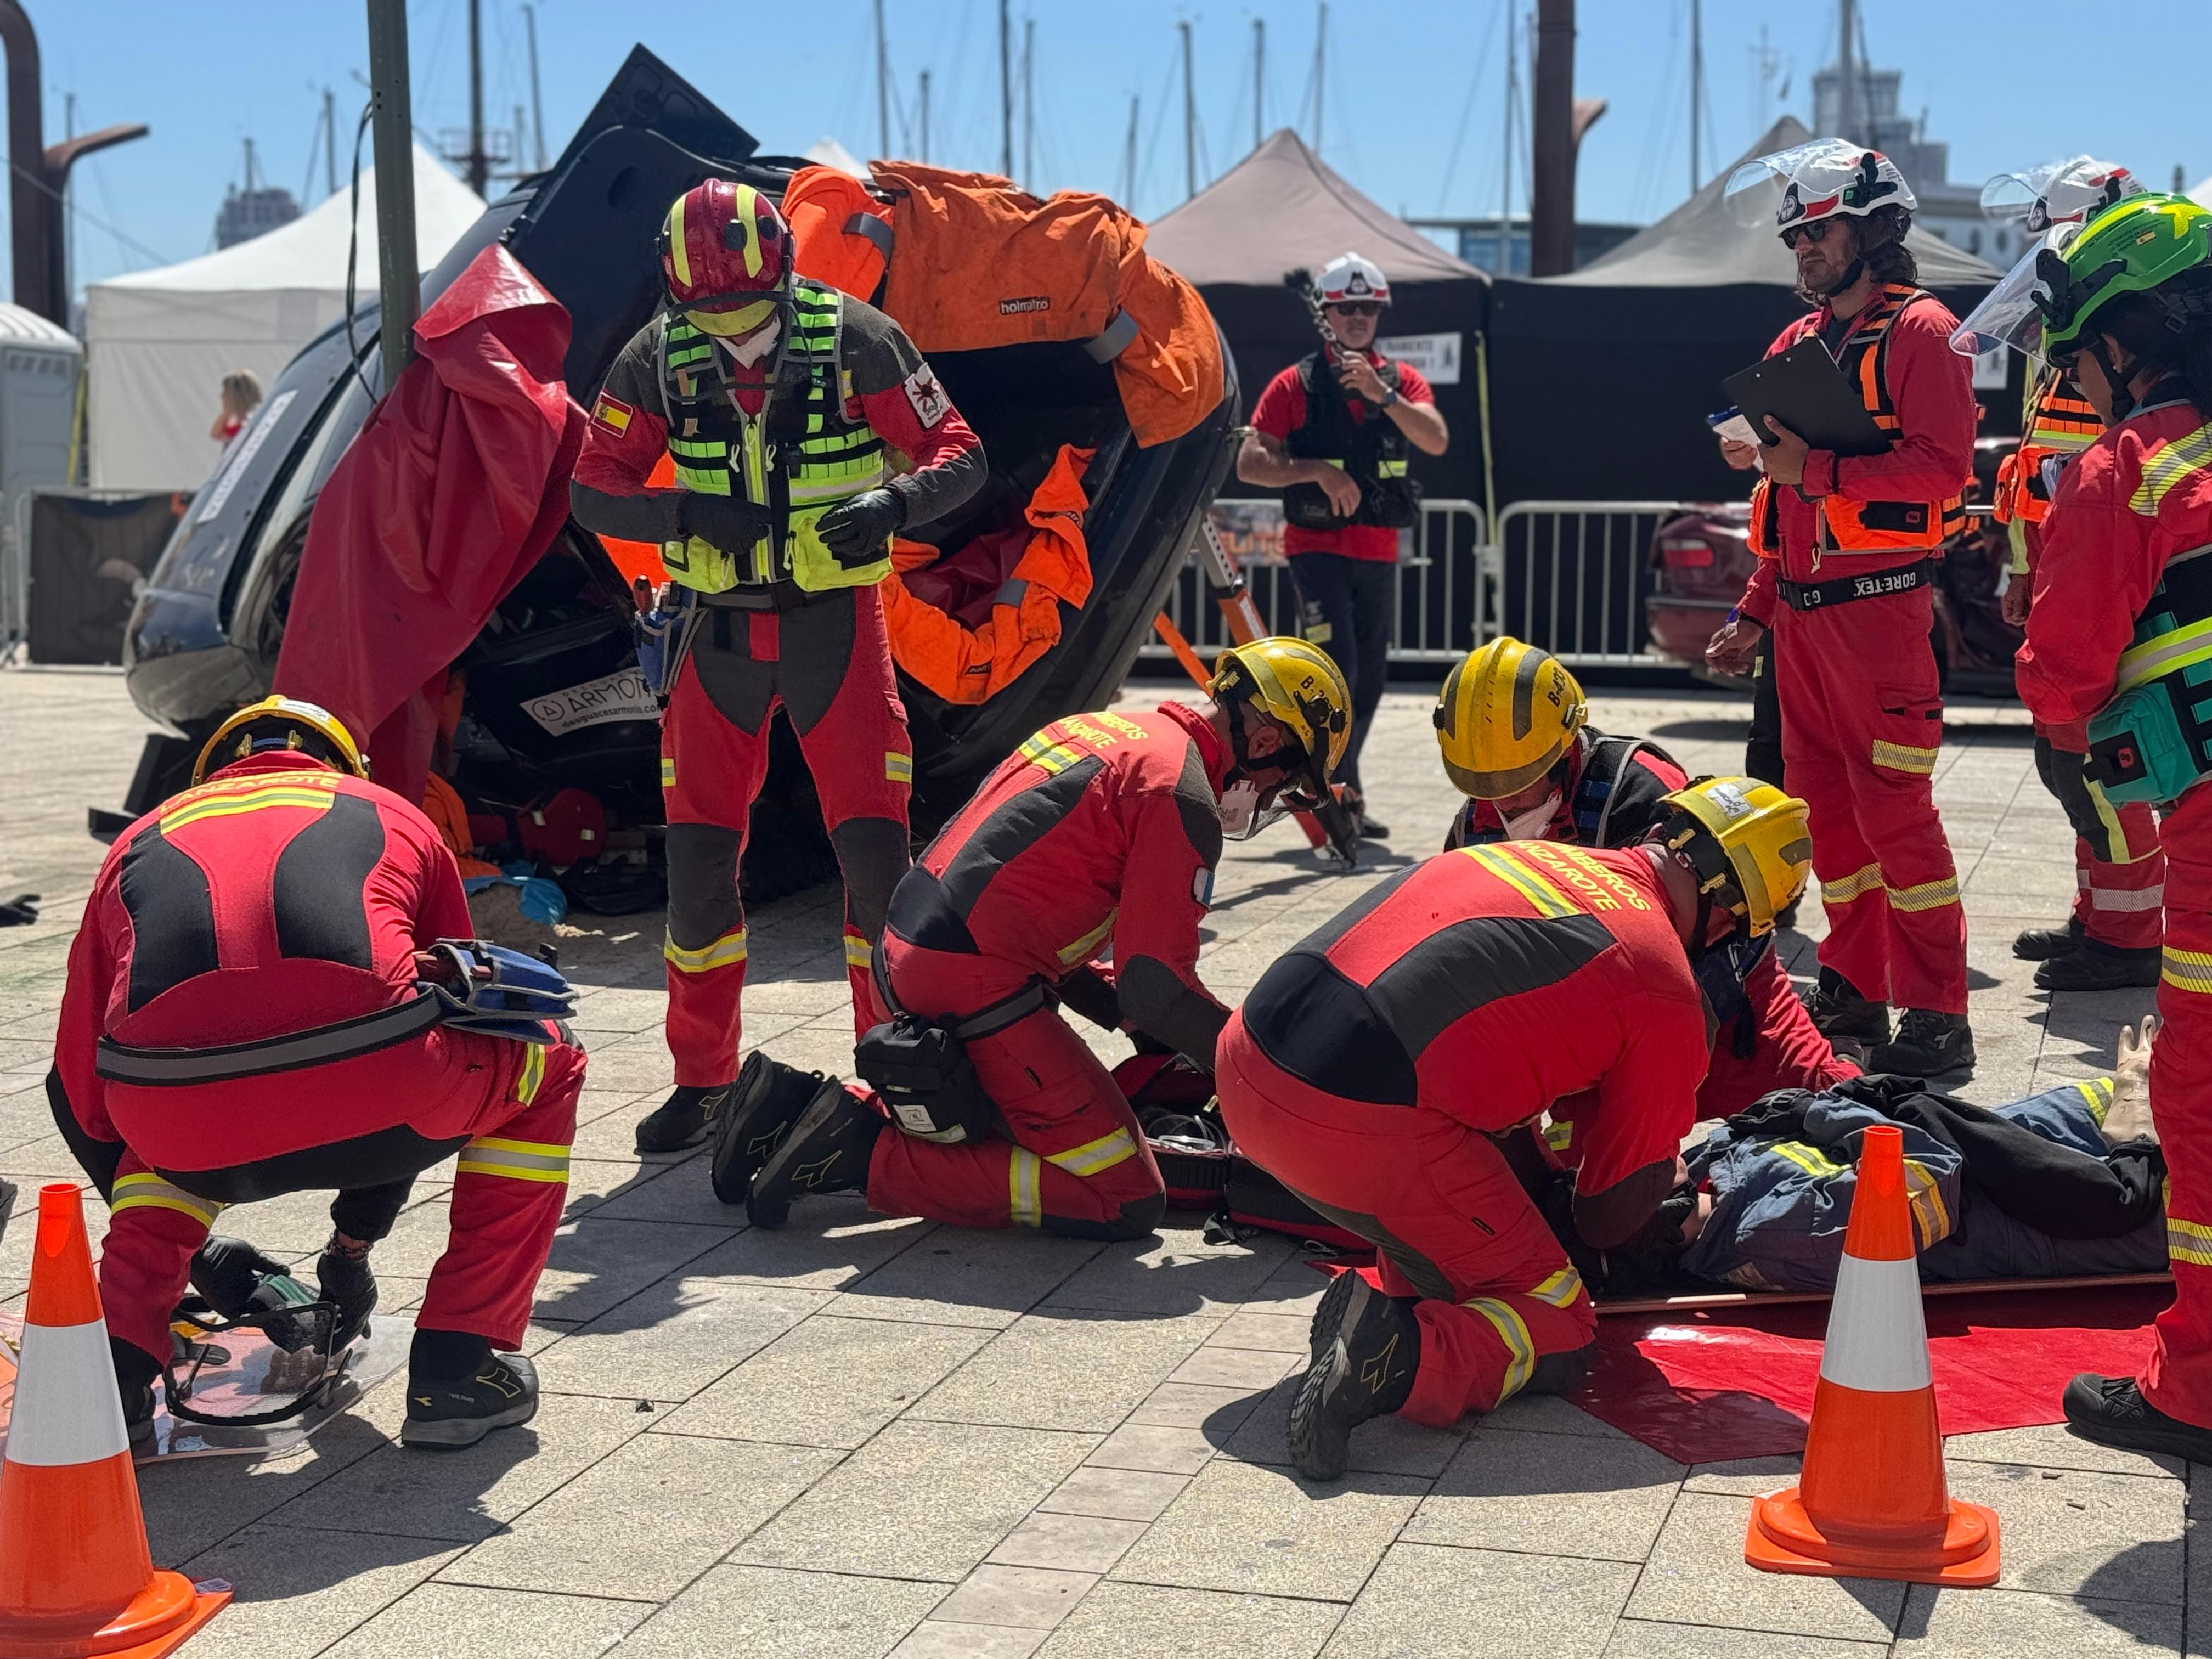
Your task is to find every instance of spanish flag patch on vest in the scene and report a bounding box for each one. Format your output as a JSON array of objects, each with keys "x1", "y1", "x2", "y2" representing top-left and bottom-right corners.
[{"x1": 591, "y1": 393, "x2": 634, "y2": 436}]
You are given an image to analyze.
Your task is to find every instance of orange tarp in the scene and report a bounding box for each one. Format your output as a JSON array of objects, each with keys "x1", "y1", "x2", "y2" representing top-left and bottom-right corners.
[
  {"x1": 882, "y1": 445, "x2": 1094, "y2": 704},
  {"x1": 788, "y1": 162, "x2": 1223, "y2": 448}
]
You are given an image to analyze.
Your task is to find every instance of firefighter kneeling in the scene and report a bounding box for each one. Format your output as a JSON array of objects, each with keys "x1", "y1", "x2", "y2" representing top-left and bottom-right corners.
[
  {"x1": 711, "y1": 640, "x2": 1352, "y2": 1243},
  {"x1": 47, "y1": 699, "x2": 585, "y2": 1449},
  {"x1": 1216, "y1": 776, "x2": 1812, "y2": 1480}
]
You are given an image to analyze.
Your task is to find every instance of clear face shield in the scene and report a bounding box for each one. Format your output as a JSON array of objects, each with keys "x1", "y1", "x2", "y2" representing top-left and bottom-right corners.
[
  {"x1": 165, "y1": 1284, "x2": 346, "y2": 1429},
  {"x1": 1948, "y1": 223, "x2": 2081, "y2": 361},
  {"x1": 1724, "y1": 138, "x2": 1901, "y2": 232},
  {"x1": 1982, "y1": 156, "x2": 2138, "y2": 235}
]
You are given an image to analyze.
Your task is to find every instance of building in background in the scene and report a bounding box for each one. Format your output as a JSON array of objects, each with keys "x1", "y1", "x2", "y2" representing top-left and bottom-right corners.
[
  {"x1": 1410, "y1": 217, "x2": 1640, "y2": 278},
  {"x1": 212, "y1": 139, "x2": 301, "y2": 250},
  {"x1": 1812, "y1": 55, "x2": 1995, "y2": 263}
]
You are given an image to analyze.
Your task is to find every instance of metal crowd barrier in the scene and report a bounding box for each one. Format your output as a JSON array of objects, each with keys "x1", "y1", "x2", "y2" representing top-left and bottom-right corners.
[{"x1": 1489, "y1": 500, "x2": 1702, "y2": 668}]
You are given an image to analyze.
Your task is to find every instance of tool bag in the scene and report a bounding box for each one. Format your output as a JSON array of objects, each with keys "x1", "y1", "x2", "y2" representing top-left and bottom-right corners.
[{"x1": 854, "y1": 1013, "x2": 999, "y2": 1144}]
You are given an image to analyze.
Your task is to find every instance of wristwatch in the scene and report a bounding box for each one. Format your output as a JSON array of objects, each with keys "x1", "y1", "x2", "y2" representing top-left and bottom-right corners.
[{"x1": 1379, "y1": 388, "x2": 1400, "y2": 409}]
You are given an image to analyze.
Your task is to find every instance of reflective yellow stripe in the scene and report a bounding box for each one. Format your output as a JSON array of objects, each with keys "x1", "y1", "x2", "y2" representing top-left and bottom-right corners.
[
  {"x1": 2170, "y1": 1213, "x2": 2212, "y2": 1268},
  {"x1": 1888, "y1": 875, "x2": 1959, "y2": 913},
  {"x1": 1046, "y1": 1127, "x2": 1138, "y2": 1179},
  {"x1": 1461, "y1": 846, "x2": 1577, "y2": 919},
  {"x1": 457, "y1": 1135, "x2": 570, "y2": 1183},
  {"x1": 161, "y1": 783, "x2": 339, "y2": 835},
  {"x1": 665, "y1": 927, "x2": 748, "y2": 974},
  {"x1": 2164, "y1": 947, "x2": 2212, "y2": 995},
  {"x1": 1902, "y1": 1158, "x2": 1953, "y2": 1249},
  {"x1": 1057, "y1": 910, "x2": 1118, "y2": 967},
  {"x1": 885, "y1": 751, "x2": 913, "y2": 783},
  {"x1": 1768, "y1": 1139, "x2": 1845, "y2": 1178},
  {"x1": 1008, "y1": 1147, "x2": 1043, "y2": 1227},
  {"x1": 514, "y1": 1043, "x2": 547, "y2": 1105},
  {"x1": 1542, "y1": 1120, "x2": 1573, "y2": 1152},
  {"x1": 111, "y1": 1172, "x2": 225, "y2": 1229},
  {"x1": 666, "y1": 191, "x2": 691, "y2": 289},
  {"x1": 1528, "y1": 1267, "x2": 1584, "y2": 1309},
  {"x1": 844, "y1": 934, "x2": 873, "y2": 969},
  {"x1": 1870, "y1": 738, "x2": 1938, "y2": 775},
  {"x1": 661, "y1": 757, "x2": 676, "y2": 788},
  {"x1": 1019, "y1": 733, "x2": 1088, "y2": 775},
  {"x1": 1464, "y1": 1297, "x2": 1537, "y2": 1406},
  {"x1": 1821, "y1": 862, "x2": 1884, "y2": 903},
  {"x1": 2131, "y1": 421, "x2": 2212, "y2": 516},
  {"x1": 2076, "y1": 1077, "x2": 2114, "y2": 1126}
]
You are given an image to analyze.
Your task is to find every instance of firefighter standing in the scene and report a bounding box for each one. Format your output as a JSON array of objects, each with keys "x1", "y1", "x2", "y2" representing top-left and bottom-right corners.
[
  {"x1": 1435, "y1": 637, "x2": 1854, "y2": 1117},
  {"x1": 1960, "y1": 157, "x2": 2162, "y2": 992},
  {"x1": 1234, "y1": 252, "x2": 1450, "y2": 840},
  {"x1": 569, "y1": 180, "x2": 987, "y2": 1154},
  {"x1": 723, "y1": 640, "x2": 1352, "y2": 1242},
  {"x1": 47, "y1": 699, "x2": 584, "y2": 1448},
  {"x1": 1706, "y1": 140, "x2": 1978, "y2": 1076},
  {"x1": 2004, "y1": 195, "x2": 2212, "y2": 1461},
  {"x1": 1217, "y1": 778, "x2": 1812, "y2": 1479}
]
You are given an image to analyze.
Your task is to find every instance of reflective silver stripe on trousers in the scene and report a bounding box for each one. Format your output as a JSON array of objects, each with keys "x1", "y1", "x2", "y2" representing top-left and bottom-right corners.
[{"x1": 94, "y1": 991, "x2": 444, "y2": 1085}]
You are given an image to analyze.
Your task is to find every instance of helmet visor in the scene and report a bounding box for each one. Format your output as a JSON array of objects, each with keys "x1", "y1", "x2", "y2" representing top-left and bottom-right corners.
[
  {"x1": 1949, "y1": 224, "x2": 2078, "y2": 358},
  {"x1": 165, "y1": 1300, "x2": 342, "y2": 1427},
  {"x1": 1724, "y1": 138, "x2": 1868, "y2": 230},
  {"x1": 686, "y1": 299, "x2": 779, "y2": 337}
]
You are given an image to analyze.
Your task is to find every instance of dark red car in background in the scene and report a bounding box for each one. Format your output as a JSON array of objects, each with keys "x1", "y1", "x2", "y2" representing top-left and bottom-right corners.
[{"x1": 1643, "y1": 437, "x2": 2023, "y2": 697}]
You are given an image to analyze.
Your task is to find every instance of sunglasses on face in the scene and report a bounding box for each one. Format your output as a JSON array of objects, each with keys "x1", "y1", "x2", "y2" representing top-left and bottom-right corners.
[
  {"x1": 1327, "y1": 302, "x2": 1385, "y2": 318},
  {"x1": 1780, "y1": 218, "x2": 1844, "y2": 251}
]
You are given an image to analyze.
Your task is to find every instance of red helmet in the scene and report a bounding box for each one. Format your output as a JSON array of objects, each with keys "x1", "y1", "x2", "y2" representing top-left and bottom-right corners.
[{"x1": 658, "y1": 179, "x2": 792, "y2": 334}]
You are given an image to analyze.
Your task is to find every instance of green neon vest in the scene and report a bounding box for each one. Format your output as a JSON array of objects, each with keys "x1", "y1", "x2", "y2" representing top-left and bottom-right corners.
[{"x1": 656, "y1": 280, "x2": 891, "y2": 594}]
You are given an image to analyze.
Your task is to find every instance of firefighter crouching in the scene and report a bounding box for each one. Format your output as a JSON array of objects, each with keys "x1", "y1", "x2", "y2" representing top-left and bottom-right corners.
[
  {"x1": 568, "y1": 179, "x2": 987, "y2": 1156},
  {"x1": 1707, "y1": 139, "x2": 1977, "y2": 1078},
  {"x1": 1435, "y1": 637, "x2": 1855, "y2": 1119},
  {"x1": 1217, "y1": 777, "x2": 1812, "y2": 1480},
  {"x1": 710, "y1": 640, "x2": 1353, "y2": 1243},
  {"x1": 47, "y1": 699, "x2": 585, "y2": 1448}
]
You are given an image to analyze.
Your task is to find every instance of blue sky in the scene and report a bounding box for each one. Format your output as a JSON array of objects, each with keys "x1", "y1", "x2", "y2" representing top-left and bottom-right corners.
[{"x1": 39, "y1": 1, "x2": 2212, "y2": 296}]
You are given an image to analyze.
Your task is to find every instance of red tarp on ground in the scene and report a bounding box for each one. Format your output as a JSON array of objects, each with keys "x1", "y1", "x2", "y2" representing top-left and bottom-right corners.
[
  {"x1": 1567, "y1": 1286, "x2": 2167, "y2": 1464},
  {"x1": 273, "y1": 244, "x2": 586, "y2": 809}
]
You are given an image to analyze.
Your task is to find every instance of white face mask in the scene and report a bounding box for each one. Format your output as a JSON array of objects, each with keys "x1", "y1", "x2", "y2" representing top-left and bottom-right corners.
[
  {"x1": 1218, "y1": 779, "x2": 1263, "y2": 839},
  {"x1": 1501, "y1": 791, "x2": 1562, "y2": 841},
  {"x1": 714, "y1": 314, "x2": 782, "y2": 368}
]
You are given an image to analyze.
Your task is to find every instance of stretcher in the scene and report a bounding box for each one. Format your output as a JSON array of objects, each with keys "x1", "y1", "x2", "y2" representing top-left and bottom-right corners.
[{"x1": 1593, "y1": 1269, "x2": 2172, "y2": 1317}]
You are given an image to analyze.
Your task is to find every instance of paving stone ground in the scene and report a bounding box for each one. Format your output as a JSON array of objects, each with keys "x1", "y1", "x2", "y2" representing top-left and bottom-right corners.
[{"x1": 0, "y1": 664, "x2": 2190, "y2": 1658}]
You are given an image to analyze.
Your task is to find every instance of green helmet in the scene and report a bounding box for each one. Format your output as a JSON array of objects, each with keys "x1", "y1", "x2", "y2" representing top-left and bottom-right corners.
[{"x1": 2035, "y1": 193, "x2": 2212, "y2": 353}]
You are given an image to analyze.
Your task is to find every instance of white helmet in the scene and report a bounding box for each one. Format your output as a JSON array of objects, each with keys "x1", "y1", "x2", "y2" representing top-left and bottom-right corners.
[
  {"x1": 1725, "y1": 138, "x2": 1916, "y2": 235},
  {"x1": 1981, "y1": 156, "x2": 2141, "y2": 234},
  {"x1": 1317, "y1": 252, "x2": 1390, "y2": 307}
]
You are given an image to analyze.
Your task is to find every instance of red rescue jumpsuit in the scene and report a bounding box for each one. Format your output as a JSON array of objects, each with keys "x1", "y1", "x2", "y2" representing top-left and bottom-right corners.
[
  {"x1": 2018, "y1": 388, "x2": 2212, "y2": 1428},
  {"x1": 1217, "y1": 842, "x2": 1711, "y2": 1425},
  {"x1": 1444, "y1": 730, "x2": 1855, "y2": 1118},
  {"x1": 48, "y1": 753, "x2": 583, "y2": 1368},
  {"x1": 2008, "y1": 371, "x2": 2165, "y2": 950},
  {"x1": 871, "y1": 704, "x2": 1235, "y2": 1239},
  {"x1": 571, "y1": 303, "x2": 983, "y2": 1086},
  {"x1": 1736, "y1": 287, "x2": 1977, "y2": 1014}
]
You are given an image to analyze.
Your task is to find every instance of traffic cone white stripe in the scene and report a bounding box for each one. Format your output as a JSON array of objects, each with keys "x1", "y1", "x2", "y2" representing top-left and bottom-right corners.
[
  {"x1": 1816, "y1": 1256, "x2": 1933, "y2": 1393},
  {"x1": 6, "y1": 1317, "x2": 130, "y2": 1466}
]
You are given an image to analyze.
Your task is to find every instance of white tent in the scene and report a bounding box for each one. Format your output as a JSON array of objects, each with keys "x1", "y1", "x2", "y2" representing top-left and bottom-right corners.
[
  {"x1": 84, "y1": 144, "x2": 483, "y2": 490},
  {"x1": 802, "y1": 136, "x2": 869, "y2": 177}
]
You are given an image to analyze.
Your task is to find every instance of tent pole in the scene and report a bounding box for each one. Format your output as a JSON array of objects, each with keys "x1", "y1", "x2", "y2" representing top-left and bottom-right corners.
[
  {"x1": 999, "y1": 0, "x2": 1013, "y2": 178},
  {"x1": 1180, "y1": 20, "x2": 1196, "y2": 200},
  {"x1": 875, "y1": 0, "x2": 891, "y2": 161},
  {"x1": 1476, "y1": 330, "x2": 1497, "y2": 619},
  {"x1": 366, "y1": 0, "x2": 419, "y2": 387}
]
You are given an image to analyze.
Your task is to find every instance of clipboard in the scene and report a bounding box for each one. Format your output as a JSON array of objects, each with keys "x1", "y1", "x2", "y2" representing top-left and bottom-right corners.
[{"x1": 1722, "y1": 341, "x2": 1891, "y2": 457}]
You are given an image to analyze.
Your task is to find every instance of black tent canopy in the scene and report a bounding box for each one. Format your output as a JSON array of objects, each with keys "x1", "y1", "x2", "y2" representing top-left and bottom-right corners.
[{"x1": 1148, "y1": 131, "x2": 1493, "y2": 518}]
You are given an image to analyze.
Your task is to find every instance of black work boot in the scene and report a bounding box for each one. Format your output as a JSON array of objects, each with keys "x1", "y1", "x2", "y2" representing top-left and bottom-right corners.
[
  {"x1": 2034, "y1": 939, "x2": 2162, "y2": 992},
  {"x1": 2063, "y1": 1373, "x2": 2212, "y2": 1462},
  {"x1": 1524, "y1": 1342, "x2": 1596, "y2": 1398},
  {"x1": 1871, "y1": 1009, "x2": 1977, "y2": 1076},
  {"x1": 635, "y1": 1081, "x2": 731, "y2": 1155},
  {"x1": 112, "y1": 1335, "x2": 161, "y2": 1446},
  {"x1": 1289, "y1": 1273, "x2": 1419, "y2": 1481},
  {"x1": 1801, "y1": 968, "x2": 1891, "y2": 1046},
  {"x1": 710, "y1": 1051, "x2": 833, "y2": 1205},
  {"x1": 317, "y1": 1238, "x2": 379, "y2": 1350},
  {"x1": 747, "y1": 1082, "x2": 884, "y2": 1229},
  {"x1": 403, "y1": 1333, "x2": 539, "y2": 1449},
  {"x1": 2014, "y1": 917, "x2": 2085, "y2": 962}
]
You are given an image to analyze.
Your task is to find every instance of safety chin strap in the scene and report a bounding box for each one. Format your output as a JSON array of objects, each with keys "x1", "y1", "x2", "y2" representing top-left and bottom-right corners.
[{"x1": 1819, "y1": 257, "x2": 1867, "y2": 298}]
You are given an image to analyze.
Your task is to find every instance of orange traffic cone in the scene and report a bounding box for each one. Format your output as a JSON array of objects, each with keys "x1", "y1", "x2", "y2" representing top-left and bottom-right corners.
[
  {"x1": 1745, "y1": 1124, "x2": 1999, "y2": 1586},
  {"x1": 0, "y1": 1183, "x2": 229, "y2": 1657}
]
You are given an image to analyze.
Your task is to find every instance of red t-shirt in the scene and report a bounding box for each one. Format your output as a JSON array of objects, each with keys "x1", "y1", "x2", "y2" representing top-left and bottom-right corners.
[{"x1": 1250, "y1": 353, "x2": 1436, "y2": 563}]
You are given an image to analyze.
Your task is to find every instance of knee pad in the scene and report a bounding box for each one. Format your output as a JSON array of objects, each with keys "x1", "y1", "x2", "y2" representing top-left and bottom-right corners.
[
  {"x1": 664, "y1": 824, "x2": 746, "y2": 949},
  {"x1": 830, "y1": 816, "x2": 913, "y2": 941}
]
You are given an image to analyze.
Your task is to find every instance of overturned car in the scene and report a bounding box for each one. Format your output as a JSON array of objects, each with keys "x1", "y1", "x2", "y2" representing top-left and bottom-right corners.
[{"x1": 120, "y1": 50, "x2": 1235, "y2": 902}]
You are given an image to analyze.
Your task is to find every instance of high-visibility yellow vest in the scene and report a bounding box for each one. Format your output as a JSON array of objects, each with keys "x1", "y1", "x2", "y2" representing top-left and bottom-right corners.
[{"x1": 657, "y1": 280, "x2": 891, "y2": 594}]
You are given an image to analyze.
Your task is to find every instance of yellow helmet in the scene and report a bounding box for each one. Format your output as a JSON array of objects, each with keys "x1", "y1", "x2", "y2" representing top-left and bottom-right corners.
[
  {"x1": 1209, "y1": 637, "x2": 1352, "y2": 801},
  {"x1": 1432, "y1": 637, "x2": 1588, "y2": 799},
  {"x1": 194, "y1": 696, "x2": 369, "y2": 785},
  {"x1": 1656, "y1": 776, "x2": 1812, "y2": 938}
]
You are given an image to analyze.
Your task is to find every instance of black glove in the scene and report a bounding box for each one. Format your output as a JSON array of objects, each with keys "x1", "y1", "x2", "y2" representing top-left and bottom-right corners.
[
  {"x1": 190, "y1": 1235, "x2": 291, "y2": 1321},
  {"x1": 678, "y1": 492, "x2": 774, "y2": 552},
  {"x1": 816, "y1": 488, "x2": 906, "y2": 567}
]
